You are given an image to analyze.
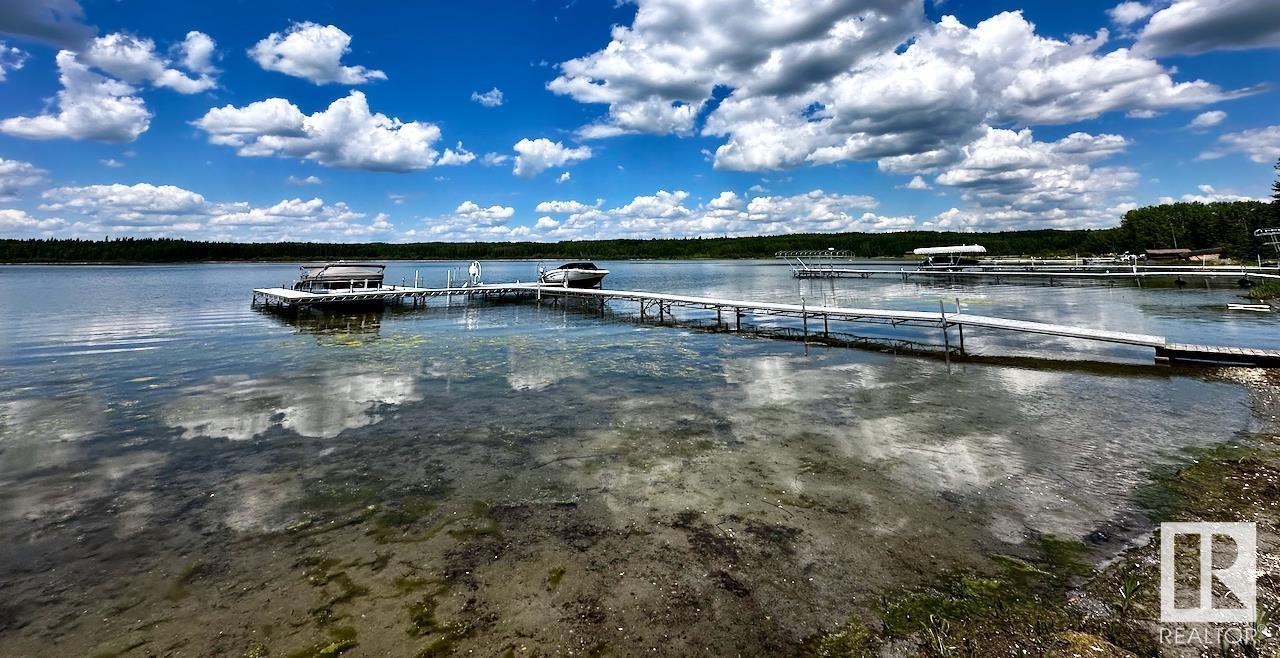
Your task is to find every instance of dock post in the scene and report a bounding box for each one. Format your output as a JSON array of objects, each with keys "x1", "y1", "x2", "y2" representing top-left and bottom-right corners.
[
  {"x1": 955, "y1": 297, "x2": 964, "y2": 354},
  {"x1": 716, "y1": 306, "x2": 721, "y2": 328},
  {"x1": 735, "y1": 308, "x2": 742, "y2": 332},
  {"x1": 823, "y1": 314, "x2": 829, "y2": 338},
  {"x1": 939, "y1": 300, "x2": 952, "y2": 370},
  {"x1": 801, "y1": 297, "x2": 809, "y2": 355}
]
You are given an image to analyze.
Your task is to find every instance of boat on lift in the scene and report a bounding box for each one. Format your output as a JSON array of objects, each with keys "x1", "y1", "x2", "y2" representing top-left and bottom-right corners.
[
  {"x1": 538, "y1": 262, "x2": 609, "y2": 288},
  {"x1": 292, "y1": 262, "x2": 387, "y2": 292},
  {"x1": 913, "y1": 245, "x2": 987, "y2": 270}
]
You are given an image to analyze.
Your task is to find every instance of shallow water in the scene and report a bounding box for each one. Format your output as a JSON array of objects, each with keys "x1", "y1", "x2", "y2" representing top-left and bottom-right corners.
[{"x1": 0, "y1": 261, "x2": 1274, "y2": 655}]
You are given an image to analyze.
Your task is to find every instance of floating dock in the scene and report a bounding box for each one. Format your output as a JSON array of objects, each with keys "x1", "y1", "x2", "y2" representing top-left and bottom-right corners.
[{"x1": 252, "y1": 283, "x2": 1280, "y2": 367}]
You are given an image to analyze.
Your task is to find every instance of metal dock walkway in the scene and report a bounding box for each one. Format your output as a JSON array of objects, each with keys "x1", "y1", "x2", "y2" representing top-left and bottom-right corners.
[{"x1": 251, "y1": 283, "x2": 1280, "y2": 367}]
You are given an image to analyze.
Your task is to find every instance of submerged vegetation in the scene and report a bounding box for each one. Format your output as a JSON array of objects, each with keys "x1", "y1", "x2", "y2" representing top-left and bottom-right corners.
[
  {"x1": 3, "y1": 200, "x2": 1276, "y2": 262},
  {"x1": 803, "y1": 432, "x2": 1280, "y2": 657}
]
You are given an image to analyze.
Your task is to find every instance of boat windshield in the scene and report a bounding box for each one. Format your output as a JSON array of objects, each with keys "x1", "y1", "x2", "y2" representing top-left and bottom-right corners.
[{"x1": 557, "y1": 262, "x2": 599, "y2": 270}]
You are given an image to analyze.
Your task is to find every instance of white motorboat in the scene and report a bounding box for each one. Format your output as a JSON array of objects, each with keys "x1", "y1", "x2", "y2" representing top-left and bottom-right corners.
[
  {"x1": 538, "y1": 262, "x2": 609, "y2": 288},
  {"x1": 292, "y1": 262, "x2": 386, "y2": 291}
]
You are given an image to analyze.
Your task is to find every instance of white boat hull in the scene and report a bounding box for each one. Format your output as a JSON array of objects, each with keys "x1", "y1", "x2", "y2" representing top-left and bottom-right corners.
[{"x1": 540, "y1": 268, "x2": 609, "y2": 288}]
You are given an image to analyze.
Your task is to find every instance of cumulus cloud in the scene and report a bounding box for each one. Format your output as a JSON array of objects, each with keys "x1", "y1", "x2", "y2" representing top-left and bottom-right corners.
[
  {"x1": 1199, "y1": 125, "x2": 1280, "y2": 163},
  {"x1": 249, "y1": 22, "x2": 386, "y2": 85},
  {"x1": 0, "y1": 41, "x2": 29, "y2": 81},
  {"x1": 81, "y1": 32, "x2": 217, "y2": 93},
  {"x1": 481, "y1": 152, "x2": 510, "y2": 167},
  {"x1": 1188, "y1": 110, "x2": 1226, "y2": 129},
  {"x1": 557, "y1": 171, "x2": 571, "y2": 183},
  {"x1": 534, "y1": 199, "x2": 600, "y2": 214},
  {"x1": 287, "y1": 175, "x2": 322, "y2": 185},
  {"x1": 1135, "y1": 0, "x2": 1280, "y2": 56},
  {"x1": 193, "y1": 91, "x2": 447, "y2": 171},
  {"x1": 512, "y1": 138, "x2": 592, "y2": 178},
  {"x1": 31, "y1": 182, "x2": 392, "y2": 240},
  {"x1": 1107, "y1": 2, "x2": 1153, "y2": 26},
  {"x1": 0, "y1": 208, "x2": 66, "y2": 233},
  {"x1": 549, "y1": 0, "x2": 922, "y2": 138},
  {"x1": 1158, "y1": 184, "x2": 1265, "y2": 205},
  {"x1": 926, "y1": 127, "x2": 1138, "y2": 229},
  {"x1": 902, "y1": 175, "x2": 931, "y2": 190},
  {"x1": 425, "y1": 189, "x2": 915, "y2": 242},
  {"x1": 0, "y1": 50, "x2": 150, "y2": 143},
  {"x1": 415, "y1": 200, "x2": 525, "y2": 241},
  {"x1": 553, "y1": 4, "x2": 1243, "y2": 179},
  {"x1": 100, "y1": 158, "x2": 123, "y2": 168},
  {"x1": 436, "y1": 141, "x2": 475, "y2": 166},
  {"x1": 178, "y1": 30, "x2": 218, "y2": 74},
  {"x1": 470, "y1": 88, "x2": 504, "y2": 107},
  {"x1": 0, "y1": 157, "x2": 46, "y2": 200},
  {"x1": 0, "y1": 0, "x2": 95, "y2": 49}
]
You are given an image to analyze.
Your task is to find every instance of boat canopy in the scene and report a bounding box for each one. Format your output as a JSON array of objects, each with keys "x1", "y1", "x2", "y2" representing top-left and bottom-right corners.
[
  {"x1": 555, "y1": 262, "x2": 602, "y2": 270},
  {"x1": 912, "y1": 245, "x2": 987, "y2": 256}
]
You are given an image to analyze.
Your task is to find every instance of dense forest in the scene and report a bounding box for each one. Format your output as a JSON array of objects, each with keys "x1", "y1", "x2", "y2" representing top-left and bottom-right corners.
[{"x1": 2, "y1": 199, "x2": 1277, "y2": 263}]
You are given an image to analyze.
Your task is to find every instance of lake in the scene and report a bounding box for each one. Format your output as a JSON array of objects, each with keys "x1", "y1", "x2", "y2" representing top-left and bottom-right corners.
[{"x1": 0, "y1": 261, "x2": 1275, "y2": 655}]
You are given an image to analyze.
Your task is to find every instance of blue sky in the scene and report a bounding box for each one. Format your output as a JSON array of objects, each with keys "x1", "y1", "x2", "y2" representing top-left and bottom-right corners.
[{"x1": 0, "y1": 0, "x2": 1277, "y2": 242}]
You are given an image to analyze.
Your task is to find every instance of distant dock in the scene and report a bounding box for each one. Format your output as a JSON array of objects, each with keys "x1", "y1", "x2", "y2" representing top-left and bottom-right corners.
[{"x1": 252, "y1": 283, "x2": 1280, "y2": 367}]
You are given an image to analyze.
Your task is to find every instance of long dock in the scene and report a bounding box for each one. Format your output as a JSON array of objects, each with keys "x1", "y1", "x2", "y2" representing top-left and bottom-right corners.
[
  {"x1": 251, "y1": 283, "x2": 1280, "y2": 367},
  {"x1": 788, "y1": 266, "x2": 1280, "y2": 284}
]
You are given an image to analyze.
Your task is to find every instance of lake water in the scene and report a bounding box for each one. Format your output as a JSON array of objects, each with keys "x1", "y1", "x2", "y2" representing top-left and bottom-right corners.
[{"x1": 0, "y1": 261, "x2": 1275, "y2": 655}]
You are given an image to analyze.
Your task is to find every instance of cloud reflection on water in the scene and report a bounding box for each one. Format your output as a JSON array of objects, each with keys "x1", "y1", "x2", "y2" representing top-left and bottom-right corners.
[{"x1": 163, "y1": 367, "x2": 422, "y2": 440}]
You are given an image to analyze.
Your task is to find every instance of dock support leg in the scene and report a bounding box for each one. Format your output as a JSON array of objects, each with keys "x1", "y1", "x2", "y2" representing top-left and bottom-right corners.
[
  {"x1": 640, "y1": 301, "x2": 646, "y2": 322},
  {"x1": 958, "y1": 324, "x2": 965, "y2": 354},
  {"x1": 940, "y1": 301, "x2": 951, "y2": 370},
  {"x1": 716, "y1": 306, "x2": 722, "y2": 329},
  {"x1": 823, "y1": 314, "x2": 829, "y2": 338},
  {"x1": 735, "y1": 309, "x2": 742, "y2": 332}
]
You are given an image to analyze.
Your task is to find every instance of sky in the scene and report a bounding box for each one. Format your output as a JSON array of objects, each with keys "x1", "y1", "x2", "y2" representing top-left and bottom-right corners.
[{"x1": 0, "y1": 0, "x2": 1277, "y2": 243}]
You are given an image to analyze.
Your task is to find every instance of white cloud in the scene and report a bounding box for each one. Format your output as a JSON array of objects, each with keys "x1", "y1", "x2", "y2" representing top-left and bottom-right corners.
[
  {"x1": 553, "y1": 5, "x2": 1242, "y2": 176},
  {"x1": 0, "y1": 41, "x2": 29, "y2": 81},
  {"x1": 0, "y1": 208, "x2": 66, "y2": 232},
  {"x1": 512, "y1": 138, "x2": 591, "y2": 178},
  {"x1": 1200, "y1": 125, "x2": 1280, "y2": 163},
  {"x1": 0, "y1": 157, "x2": 46, "y2": 200},
  {"x1": 902, "y1": 175, "x2": 931, "y2": 190},
  {"x1": 1158, "y1": 184, "x2": 1265, "y2": 204},
  {"x1": 1135, "y1": 0, "x2": 1280, "y2": 56},
  {"x1": 436, "y1": 141, "x2": 475, "y2": 166},
  {"x1": 548, "y1": 0, "x2": 922, "y2": 138},
  {"x1": 31, "y1": 182, "x2": 392, "y2": 240},
  {"x1": 178, "y1": 30, "x2": 218, "y2": 74},
  {"x1": 287, "y1": 175, "x2": 322, "y2": 185},
  {"x1": 1188, "y1": 110, "x2": 1226, "y2": 129},
  {"x1": 0, "y1": 0, "x2": 95, "y2": 49},
  {"x1": 1107, "y1": 2, "x2": 1153, "y2": 26},
  {"x1": 470, "y1": 88, "x2": 504, "y2": 107},
  {"x1": 557, "y1": 171, "x2": 571, "y2": 183},
  {"x1": 534, "y1": 199, "x2": 599, "y2": 214},
  {"x1": 249, "y1": 22, "x2": 386, "y2": 85},
  {"x1": 926, "y1": 126, "x2": 1138, "y2": 229},
  {"x1": 81, "y1": 32, "x2": 217, "y2": 94},
  {"x1": 193, "y1": 91, "x2": 445, "y2": 171},
  {"x1": 481, "y1": 152, "x2": 510, "y2": 167},
  {"x1": 0, "y1": 50, "x2": 151, "y2": 143},
  {"x1": 100, "y1": 158, "x2": 123, "y2": 168},
  {"x1": 417, "y1": 200, "x2": 523, "y2": 241}
]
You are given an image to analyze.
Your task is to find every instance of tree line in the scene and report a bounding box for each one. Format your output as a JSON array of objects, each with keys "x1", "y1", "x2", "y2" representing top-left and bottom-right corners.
[{"x1": 1, "y1": 199, "x2": 1277, "y2": 263}]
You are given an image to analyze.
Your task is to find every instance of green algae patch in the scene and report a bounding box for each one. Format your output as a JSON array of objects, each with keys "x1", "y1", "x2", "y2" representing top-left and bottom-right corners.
[
  {"x1": 546, "y1": 566, "x2": 566, "y2": 591},
  {"x1": 447, "y1": 500, "x2": 502, "y2": 539},
  {"x1": 800, "y1": 619, "x2": 876, "y2": 657},
  {"x1": 406, "y1": 582, "x2": 452, "y2": 636},
  {"x1": 166, "y1": 560, "x2": 205, "y2": 601},
  {"x1": 412, "y1": 622, "x2": 475, "y2": 658}
]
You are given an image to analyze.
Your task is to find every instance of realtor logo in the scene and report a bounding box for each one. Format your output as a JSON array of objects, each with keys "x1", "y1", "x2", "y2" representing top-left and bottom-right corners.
[{"x1": 1160, "y1": 522, "x2": 1257, "y2": 624}]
